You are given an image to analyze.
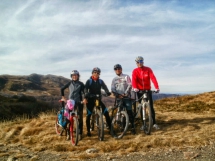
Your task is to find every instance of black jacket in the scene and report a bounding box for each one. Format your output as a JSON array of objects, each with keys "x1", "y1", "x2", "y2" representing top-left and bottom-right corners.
[
  {"x1": 84, "y1": 77, "x2": 110, "y2": 98},
  {"x1": 61, "y1": 80, "x2": 85, "y2": 102}
]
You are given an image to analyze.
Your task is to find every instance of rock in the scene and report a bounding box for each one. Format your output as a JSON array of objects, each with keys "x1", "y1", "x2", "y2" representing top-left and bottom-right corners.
[
  {"x1": 86, "y1": 148, "x2": 98, "y2": 154},
  {"x1": 183, "y1": 152, "x2": 199, "y2": 159},
  {"x1": 7, "y1": 156, "x2": 16, "y2": 161}
]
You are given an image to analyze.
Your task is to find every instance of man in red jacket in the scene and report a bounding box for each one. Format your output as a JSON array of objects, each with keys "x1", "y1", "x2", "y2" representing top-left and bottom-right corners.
[{"x1": 132, "y1": 56, "x2": 160, "y2": 130}]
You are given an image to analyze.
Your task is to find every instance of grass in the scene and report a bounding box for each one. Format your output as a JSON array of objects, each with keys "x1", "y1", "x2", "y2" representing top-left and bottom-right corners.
[{"x1": 0, "y1": 91, "x2": 215, "y2": 160}]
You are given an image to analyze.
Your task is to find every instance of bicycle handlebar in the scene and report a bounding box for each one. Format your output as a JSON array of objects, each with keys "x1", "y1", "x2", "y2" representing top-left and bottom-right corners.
[
  {"x1": 138, "y1": 90, "x2": 157, "y2": 94},
  {"x1": 112, "y1": 92, "x2": 130, "y2": 99},
  {"x1": 88, "y1": 93, "x2": 109, "y2": 98}
]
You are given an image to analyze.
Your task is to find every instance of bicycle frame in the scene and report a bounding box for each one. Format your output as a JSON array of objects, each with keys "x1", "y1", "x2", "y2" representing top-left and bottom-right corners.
[
  {"x1": 89, "y1": 94, "x2": 104, "y2": 141},
  {"x1": 55, "y1": 99, "x2": 79, "y2": 146},
  {"x1": 111, "y1": 92, "x2": 130, "y2": 139},
  {"x1": 133, "y1": 90, "x2": 155, "y2": 135}
]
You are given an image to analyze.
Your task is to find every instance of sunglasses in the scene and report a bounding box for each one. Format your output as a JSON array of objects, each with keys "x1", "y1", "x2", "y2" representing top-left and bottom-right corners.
[
  {"x1": 114, "y1": 68, "x2": 122, "y2": 71},
  {"x1": 93, "y1": 71, "x2": 100, "y2": 74},
  {"x1": 136, "y1": 61, "x2": 143, "y2": 64}
]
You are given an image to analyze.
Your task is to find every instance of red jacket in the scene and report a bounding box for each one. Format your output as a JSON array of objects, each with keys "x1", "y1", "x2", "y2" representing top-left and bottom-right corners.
[{"x1": 132, "y1": 66, "x2": 159, "y2": 90}]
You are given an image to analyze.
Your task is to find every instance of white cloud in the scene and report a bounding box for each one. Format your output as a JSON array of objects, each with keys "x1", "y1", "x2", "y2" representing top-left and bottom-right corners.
[{"x1": 0, "y1": 0, "x2": 215, "y2": 94}]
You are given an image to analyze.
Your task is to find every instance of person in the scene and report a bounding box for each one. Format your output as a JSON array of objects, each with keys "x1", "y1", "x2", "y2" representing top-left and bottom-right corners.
[
  {"x1": 132, "y1": 56, "x2": 160, "y2": 130},
  {"x1": 111, "y1": 64, "x2": 136, "y2": 134},
  {"x1": 61, "y1": 70, "x2": 87, "y2": 139},
  {"x1": 84, "y1": 67, "x2": 112, "y2": 137}
]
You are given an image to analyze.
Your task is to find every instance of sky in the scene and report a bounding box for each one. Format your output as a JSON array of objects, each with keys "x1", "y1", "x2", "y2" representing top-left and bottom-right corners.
[{"x1": 0, "y1": 0, "x2": 215, "y2": 94}]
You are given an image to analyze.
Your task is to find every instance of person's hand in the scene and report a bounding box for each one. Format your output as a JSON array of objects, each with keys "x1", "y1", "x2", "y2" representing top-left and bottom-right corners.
[
  {"x1": 82, "y1": 98, "x2": 88, "y2": 104},
  {"x1": 155, "y1": 89, "x2": 160, "y2": 93},
  {"x1": 61, "y1": 97, "x2": 67, "y2": 102},
  {"x1": 133, "y1": 88, "x2": 139, "y2": 92},
  {"x1": 106, "y1": 92, "x2": 111, "y2": 96}
]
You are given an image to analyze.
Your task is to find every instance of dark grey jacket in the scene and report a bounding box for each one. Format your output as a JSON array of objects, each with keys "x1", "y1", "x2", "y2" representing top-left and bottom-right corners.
[{"x1": 61, "y1": 80, "x2": 85, "y2": 102}]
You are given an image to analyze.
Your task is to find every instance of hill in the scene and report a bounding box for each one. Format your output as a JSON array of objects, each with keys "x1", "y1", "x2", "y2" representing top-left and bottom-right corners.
[
  {"x1": 0, "y1": 91, "x2": 215, "y2": 160},
  {"x1": 0, "y1": 73, "x2": 177, "y2": 120}
]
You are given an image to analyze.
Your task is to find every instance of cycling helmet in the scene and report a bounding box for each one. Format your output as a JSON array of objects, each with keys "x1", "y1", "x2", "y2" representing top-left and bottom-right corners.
[
  {"x1": 66, "y1": 99, "x2": 75, "y2": 110},
  {"x1": 92, "y1": 67, "x2": 101, "y2": 74},
  {"x1": 114, "y1": 64, "x2": 122, "y2": 70},
  {"x1": 71, "y1": 70, "x2": 79, "y2": 76},
  {"x1": 135, "y1": 56, "x2": 144, "y2": 62}
]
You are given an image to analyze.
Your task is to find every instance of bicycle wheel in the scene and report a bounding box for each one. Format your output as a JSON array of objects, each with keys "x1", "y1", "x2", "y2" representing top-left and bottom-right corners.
[
  {"x1": 111, "y1": 111, "x2": 129, "y2": 139},
  {"x1": 55, "y1": 112, "x2": 64, "y2": 136},
  {"x1": 141, "y1": 102, "x2": 152, "y2": 135},
  {"x1": 69, "y1": 116, "x2": 79, "y2": 146},
  {"x1": 96, "y1": 110, "x2": 104, "y2": 141},
  {"x1": 90, "y1": 113, "x2": 95, "y2": 131}
]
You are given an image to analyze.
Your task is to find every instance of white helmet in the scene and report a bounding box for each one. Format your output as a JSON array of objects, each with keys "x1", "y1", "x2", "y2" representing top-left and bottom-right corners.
[
  {"x1": 70, "y1": 70, "x2": 79, "y2": 76},
  {"x1": 135, "y1": 56, "x2": 144, "y2": 62}
]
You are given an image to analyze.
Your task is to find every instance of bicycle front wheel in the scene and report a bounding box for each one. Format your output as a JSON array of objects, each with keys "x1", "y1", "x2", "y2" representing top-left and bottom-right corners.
[
  {"x1": 69, "y1": 116, "x2": 79, "y2": 146},
  {"x1": 111, "y1": 111, "x2": 129, "y2": 139},
  {"x1": 141, "y1": 102, "x2": 152, "y2": 135},
  {"x1": 55, "y1": 112, "x2": 64, "y2": 136},
  {"x1": 96, "y1": 110, "x2": 104, "y2": 141}
]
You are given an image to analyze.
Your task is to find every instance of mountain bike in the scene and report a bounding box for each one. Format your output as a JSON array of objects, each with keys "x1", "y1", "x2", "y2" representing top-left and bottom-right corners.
[
  {"x1": 89, "y1": 94, "x2": 104, "y2": 141},
  {"x1": 110, "y1": 92, "x2": 129, "y2": 139},
  {"x1": 55, "y1": 100, "x2": 79, "y2": 146},
  {"x1": 133, "y1": 90, "x2": 156, "y2": 135}
]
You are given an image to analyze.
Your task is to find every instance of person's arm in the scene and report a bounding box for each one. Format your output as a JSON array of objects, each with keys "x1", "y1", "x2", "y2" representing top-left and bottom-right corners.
[
  {"x1": 132, "y1": 69, "x2": 137, "y2": 89},
  {"x1": 80, "y1": 82, "x2": 87, "y2": 104},
  {"x1": 84, "y1": 79, "x2": 90, "y2": 98},
  {"x1": 101, "y1": 79, "x2": 111, "y2": 96},
  {"x1": 61, "y1": 82, "x2": 71, "y2": 101},
  {"x1": 124, "y1": 75, "x2": 132, "y2": 95},
  {"x1": 111, "y1": 77, "x2": 116, "y2": 93},
  {"x1": 149, "y1": 68, "x2": 159, "y2": 90}
]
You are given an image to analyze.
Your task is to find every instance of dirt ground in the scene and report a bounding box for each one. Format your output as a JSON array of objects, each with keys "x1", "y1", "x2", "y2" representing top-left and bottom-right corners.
[{"x1": 1, "y1": 110, "x2": 215, "y2": 161}]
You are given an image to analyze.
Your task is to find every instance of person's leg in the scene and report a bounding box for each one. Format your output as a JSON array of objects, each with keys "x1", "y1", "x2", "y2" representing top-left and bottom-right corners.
[
  {"x1": 86, "y1": 99, "x2": 94, "y2": 136},
  {"x1": 148, "y1": 91, "x2": 159, "y2": 129},
  {"x1": 77, "y1": 103, "x2": 83, "y2": 135},
  {"x1": 124, "y1": 99, "x2": 136, "y2": 134},
  {"x1": 100, "y1": 101, "x2": 111, "y2": 132},
  {"x1": 148, "y1": 91, "x2": 156, "y2": 124}
]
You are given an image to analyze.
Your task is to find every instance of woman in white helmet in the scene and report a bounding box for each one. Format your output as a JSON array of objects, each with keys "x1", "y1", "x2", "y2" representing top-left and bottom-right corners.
[
  {"x1": 61, "y1": 70, "x2": 87, "y2": 139},
  {"x1": 132, "y1": 56, "x2": 160, "y2": 130}
]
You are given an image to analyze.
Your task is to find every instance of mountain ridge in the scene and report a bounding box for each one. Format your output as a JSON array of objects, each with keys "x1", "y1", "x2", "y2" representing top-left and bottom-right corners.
[{"x1": 0, "y1": 73, "x2": 180, "y2": 100}]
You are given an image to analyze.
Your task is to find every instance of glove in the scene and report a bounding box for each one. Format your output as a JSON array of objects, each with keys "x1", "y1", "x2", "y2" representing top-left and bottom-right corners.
[
  {"x1": 133, "y1": 88, "x2": 139, "y2": 92},
  {"x1": 155, "y1": 89, "x2": 160, "y2": 93},
  {"x1": 106, "y1": 92, "x2": 111, "y2": 96}
]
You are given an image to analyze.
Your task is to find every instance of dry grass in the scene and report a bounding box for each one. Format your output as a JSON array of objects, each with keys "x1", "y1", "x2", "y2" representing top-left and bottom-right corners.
[{"x1": 0, "y1": 91, "x2": 215, "y2": 159}]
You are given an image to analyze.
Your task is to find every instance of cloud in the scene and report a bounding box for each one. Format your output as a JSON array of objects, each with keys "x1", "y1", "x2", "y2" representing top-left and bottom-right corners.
[{"x1": 0, "y1": 0, "x2": 215, "y2": 93}]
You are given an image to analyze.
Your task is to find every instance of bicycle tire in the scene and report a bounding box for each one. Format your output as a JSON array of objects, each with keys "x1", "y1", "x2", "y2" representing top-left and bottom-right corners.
[
  {"x1": 96, "y1": 110, "x2": 104, "y2": 141},
  {"x1": 91, "y1": 114, "x2": 95, "y2": 131},
  {"x1": 55, "y1": 112, "x2": 64, "y2": 136},
  {"x1": 141, "y1": 102, "x2": 152, "y2": 135},
  {"x1": 111, "y1": 111, "x2": 129, "y2": 139},
  {"x1": 69, "y1": 116, "x2": 79, "y2": 146}
]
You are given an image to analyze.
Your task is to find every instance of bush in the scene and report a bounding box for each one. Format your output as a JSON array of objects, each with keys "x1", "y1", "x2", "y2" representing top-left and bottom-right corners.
[{"x1": 18, "y1": 95, "x2": 37, "y2": 102}]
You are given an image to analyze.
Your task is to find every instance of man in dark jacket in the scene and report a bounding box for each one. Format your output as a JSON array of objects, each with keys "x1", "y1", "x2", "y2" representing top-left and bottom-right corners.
[{"x1": 84, "y1": 67, "x2": 111, "y2": 137}]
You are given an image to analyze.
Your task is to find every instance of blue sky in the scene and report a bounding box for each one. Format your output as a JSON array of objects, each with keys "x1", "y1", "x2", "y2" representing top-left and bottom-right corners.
[{"x1": 0, "y1": 0, "x2": 214, "y2": 94}]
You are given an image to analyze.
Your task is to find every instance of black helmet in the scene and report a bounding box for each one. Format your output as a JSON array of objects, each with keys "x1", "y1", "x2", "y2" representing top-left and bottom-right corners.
[
  {"x1": 70, "y1": 70, "x2": 79, "y2": 77},
  {"x1": 92, "y1": 67, "x2": 101, "y2": 74},
  {"x1": 114, "y1": 64, "x2": 122, "y2": 70}
]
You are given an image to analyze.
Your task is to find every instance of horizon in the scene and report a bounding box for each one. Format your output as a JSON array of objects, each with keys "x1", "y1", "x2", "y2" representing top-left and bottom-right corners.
[{"x1": 0, "y1": 72, "x2": 213, "y2": 95}]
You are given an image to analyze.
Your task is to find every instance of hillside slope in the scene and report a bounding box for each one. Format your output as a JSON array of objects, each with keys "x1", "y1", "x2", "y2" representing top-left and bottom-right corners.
[{"x1": 0, "y1": 91, "x2": 215, "y2": 160}]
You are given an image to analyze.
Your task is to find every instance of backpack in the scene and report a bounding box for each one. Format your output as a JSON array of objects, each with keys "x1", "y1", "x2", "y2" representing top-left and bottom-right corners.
[
  {"x1": 58, "y1": 109, "x2": 67, "y2": 128},
  {"x1": 89, "y1": 78, "x2": 103, "y2": 85}
]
